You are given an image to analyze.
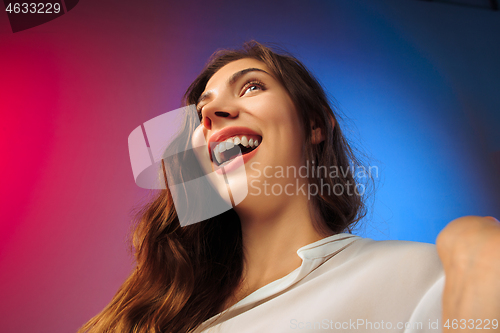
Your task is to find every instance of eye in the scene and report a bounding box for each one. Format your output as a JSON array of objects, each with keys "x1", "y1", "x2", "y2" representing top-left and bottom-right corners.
[{"x1": 241, "y1": 80, "x2": 266, "y2": 96}]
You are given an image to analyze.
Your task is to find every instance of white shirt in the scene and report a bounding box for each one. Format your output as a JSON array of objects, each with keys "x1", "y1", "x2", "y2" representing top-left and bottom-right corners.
[{"x1": 193, "y1": 233, "x2": 445, "y2": 333}]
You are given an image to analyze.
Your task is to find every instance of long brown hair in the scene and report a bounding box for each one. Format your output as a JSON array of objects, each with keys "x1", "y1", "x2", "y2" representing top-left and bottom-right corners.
[{"x1": 78, "y1": 41, "x2": 369, "y2": 333}]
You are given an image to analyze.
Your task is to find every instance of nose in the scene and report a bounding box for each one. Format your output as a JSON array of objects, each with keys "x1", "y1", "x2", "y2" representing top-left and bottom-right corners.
[{"x1": 201, "y1": 96, "x2": 239, "y2": 130}]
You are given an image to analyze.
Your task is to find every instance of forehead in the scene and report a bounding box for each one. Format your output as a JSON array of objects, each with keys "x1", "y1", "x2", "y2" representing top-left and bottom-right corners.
[{"x1": 205, "y1": 58, "x2": 272, "y2": 89}]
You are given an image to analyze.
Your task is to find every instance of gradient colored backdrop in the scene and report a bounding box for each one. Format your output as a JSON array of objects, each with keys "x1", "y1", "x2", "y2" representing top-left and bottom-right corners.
[{"x1": 0, "y1": 1, "x2": 499, "y2": 332}]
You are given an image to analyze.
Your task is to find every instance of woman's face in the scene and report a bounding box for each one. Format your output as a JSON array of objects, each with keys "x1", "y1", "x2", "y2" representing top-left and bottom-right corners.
[{"x1": 193, "y1": 58, "x2": 307, "y2": 213}]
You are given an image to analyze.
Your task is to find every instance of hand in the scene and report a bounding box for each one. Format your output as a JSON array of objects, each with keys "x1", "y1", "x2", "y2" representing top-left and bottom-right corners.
[{"x1": 437, "y1": 216, "x2": 500, "y2": 332}]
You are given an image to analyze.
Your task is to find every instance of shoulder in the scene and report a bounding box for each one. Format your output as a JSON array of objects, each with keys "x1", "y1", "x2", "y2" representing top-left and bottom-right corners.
[
  {"x1": 350, "y1": 237, "x2": 441, "y2": 262},
  {"x1": 337, "y1": 237, "x2": 444, "y2": 282}
]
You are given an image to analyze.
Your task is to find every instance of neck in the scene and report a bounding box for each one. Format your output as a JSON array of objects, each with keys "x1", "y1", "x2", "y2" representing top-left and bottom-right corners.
[{"x1": 232, "y1": 194, "x2": 331, "y2": 302}]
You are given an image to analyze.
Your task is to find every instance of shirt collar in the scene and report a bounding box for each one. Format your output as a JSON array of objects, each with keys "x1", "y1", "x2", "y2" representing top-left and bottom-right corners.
[
  {"x1": 228, "y1": 233, "x2": 361, "y2": 311},
  {"x1": 193, "y1": 233, "x2": 362, "y2": 332},
  {"x1": 297, "y1": 233, "x2": 360, "y2": 260}
]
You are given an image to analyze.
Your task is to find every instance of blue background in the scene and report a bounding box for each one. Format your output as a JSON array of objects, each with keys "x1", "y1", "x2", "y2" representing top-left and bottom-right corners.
[{"x1": 0, "y1": 1, "x2": 498, "y2": 332}]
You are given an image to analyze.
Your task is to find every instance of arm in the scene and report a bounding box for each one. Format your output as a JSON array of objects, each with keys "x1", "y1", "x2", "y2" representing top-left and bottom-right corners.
[{"x1": 436, "y1": 216, "x2": 500, "y2": 332}]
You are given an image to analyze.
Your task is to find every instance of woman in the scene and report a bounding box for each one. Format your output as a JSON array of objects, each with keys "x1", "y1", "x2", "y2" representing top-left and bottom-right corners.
[{"x1": 79, "y1": 41, "x2": 500, "y2": 333}]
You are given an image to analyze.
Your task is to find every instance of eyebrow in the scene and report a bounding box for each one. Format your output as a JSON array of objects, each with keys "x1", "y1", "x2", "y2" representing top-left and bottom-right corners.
[{"x1": 196, "y1": 68, "x2": 271, "y2": 106}]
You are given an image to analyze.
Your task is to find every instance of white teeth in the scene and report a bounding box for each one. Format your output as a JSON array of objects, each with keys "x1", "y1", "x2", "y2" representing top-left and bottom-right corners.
[
  {"x1": 213, "y1": 144, "x2": 222, "y2": 164},
  {"x1": 212, "y1": 135, "x2": 261, "y2": 165},
  {"x1": 215, "y1": 138, "x2": 234, "y2": 154},
  {"x1": 215, "y1": 149, "x2": 222, "y2": 164},
  {"x1": 218, "y1": 142, "x2": 227, "y2": 153}
]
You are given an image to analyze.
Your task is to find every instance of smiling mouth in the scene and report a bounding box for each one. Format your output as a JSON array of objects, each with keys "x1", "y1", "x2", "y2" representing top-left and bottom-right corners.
[{"x1": 210, "y1": 134, "x2": 262, "y2": 167}]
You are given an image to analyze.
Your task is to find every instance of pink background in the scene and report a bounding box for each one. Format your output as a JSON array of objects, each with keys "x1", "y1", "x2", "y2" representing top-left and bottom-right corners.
[{"x1": 1, "y1": 1, "x2": 498, "y2": 332}]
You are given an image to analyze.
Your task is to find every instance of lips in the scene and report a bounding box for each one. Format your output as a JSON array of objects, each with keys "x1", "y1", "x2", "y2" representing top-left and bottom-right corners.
[{"x1": 207, "y1": 126, "x2": 263, "y2": 167}]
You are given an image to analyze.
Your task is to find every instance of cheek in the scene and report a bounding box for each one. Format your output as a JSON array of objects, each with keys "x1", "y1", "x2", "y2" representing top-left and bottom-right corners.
[
  {"x1": 262, "y1": 104, "x2": 301, "y2": 133},
  {"x1": 283, "y1": 118, "x2": 307, "y2": 163},
  {"x1": 191, "y1": 124, "x2": 206, "y2": 148},
  {"x1": 256, "y1": 96, "x2": 305, "y2": 160},
  {"x1": 269, "y1": 128, "x2": 306, "y2": 167},
  {"x1": 279, "y1": 111, "x2": 306, "y2": 147},
  {"x1": 191, "y1": 125, "x2": 213, "y2": 174}
]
